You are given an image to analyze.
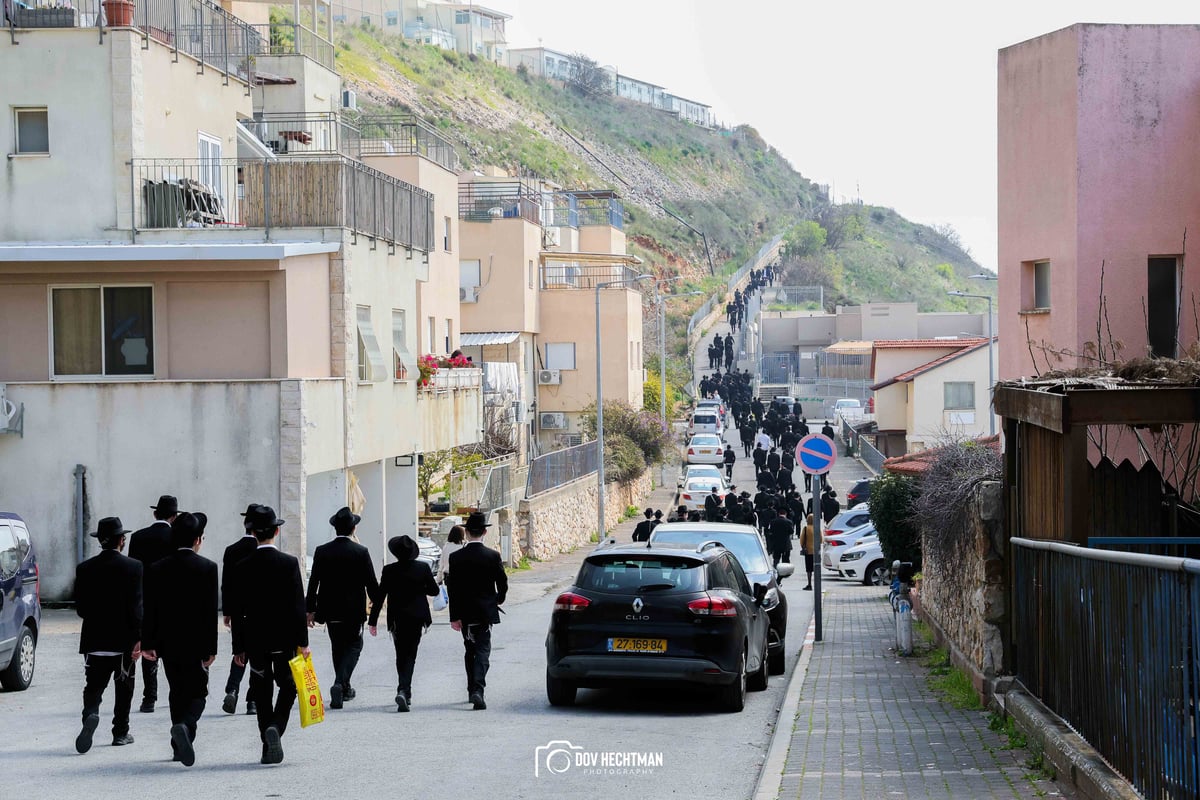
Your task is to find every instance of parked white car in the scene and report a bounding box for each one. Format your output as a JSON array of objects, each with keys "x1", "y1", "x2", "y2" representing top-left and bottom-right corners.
[
  {"x1": 688, "y1": 411, "x2": 724, "y2": 437},
  {"x1": 838, "y1": 534, "x2": 890, "y2": 586},
  {"x1": 685, "y1": 434, "x2": 727, "y2": 465},
  {"x1": 677, "y1": 464, "x2": 727, "y2": 490},
  {"x1": 696, "y1": 399, "x2": 727, "y2": 424},
  {"x1": 822, "y1": 521, "x2": 876, "y2": 574},
  {"x1": 832, "y1": 398, "x2": 863, "y2": 419},
  {"x1": 678, "y1": 478, "x2": 728, "y2": 512}
]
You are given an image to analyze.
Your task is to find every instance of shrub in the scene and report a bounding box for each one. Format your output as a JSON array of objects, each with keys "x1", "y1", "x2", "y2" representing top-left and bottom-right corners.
[
  {"x1": 581, "y1": 400, "x2": 673, "y2": 467},
  {"x1": 870, "y1": 471, "x2": 921, "y2": 569},
  {"x1": 605, "y1": 434, "x2": 645, "y2": 483}
]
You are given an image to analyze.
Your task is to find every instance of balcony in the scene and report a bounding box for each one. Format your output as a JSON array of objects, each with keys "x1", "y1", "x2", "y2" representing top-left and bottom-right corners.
[
  {"x1": 416, "y1": 368, "x2": 484, "y2": 452},
  {"x1": 243, "y1": 113, "x2": 457, "y2": 172},
  {"x1": 539, "y1": 262, "x2": 642, "y2": 290},
  {"x1": 571, "y1": 190, "x2": 624, "y2": 229},
  {"x1": 356, "y1": 114, "x2": 458, "y2": 172},
  {"x1": 459, "y1": 180, "x2": 541, "y2": 225},
  {"x1": 248, "y1": 21, "x2": 334, "y2": 71},
  {"x1": 130, "y1": 156, "x2": 435, "y2": 251},
  {"x1": 5, "y1": 0, "x2": 262, "y2": 84},
  {"x1": 544, "y1": 193, "x2": 579, "y2": 229}
]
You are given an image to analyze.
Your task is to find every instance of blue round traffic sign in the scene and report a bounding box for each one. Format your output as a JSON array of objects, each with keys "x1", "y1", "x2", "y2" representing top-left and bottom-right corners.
[{"x1": 796, "y1": 433, "x2": 837, "y2": 475}]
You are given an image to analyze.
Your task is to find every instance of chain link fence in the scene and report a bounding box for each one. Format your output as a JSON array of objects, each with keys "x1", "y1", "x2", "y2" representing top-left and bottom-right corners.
[{"x1": 525, "y1": 441, "x2": 599, "y2": 497}]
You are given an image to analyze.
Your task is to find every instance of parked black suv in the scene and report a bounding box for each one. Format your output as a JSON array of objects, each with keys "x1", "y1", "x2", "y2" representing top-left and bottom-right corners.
[
  {"x1": 647, "y1": 522, "x2": 789, "y2": 675},
  {"x1": 846, "y1": 478, "x2": 872, "y2": 507},
  {"x1": 546, "y1": 541, "x2": 772, "y2": 712}
]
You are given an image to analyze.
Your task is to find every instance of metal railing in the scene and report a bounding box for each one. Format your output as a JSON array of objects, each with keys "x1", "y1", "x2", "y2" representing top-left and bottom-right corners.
[
  {"x1": 447, "y1": 454, "x2": 511, "y2": 510},
  {"x1": 728, "y1": 234, "x2": 783, "y2": 293},
  {"x1": 355, "y1": 114, "x2": 457, "y2": 172},
  {"x1": 5, "y1": 0, "x2": 101, "y2": 27},
  {"x1": 526, "y1": 440, "x2": 599, "y2": 497},
  {"x1": 1012, "y1": 537, "x2": 1200, "y2": 800},
  {"x1": 244, "y1": 113, "x2": 358, "y2": 158},
  {"x1": 478, "y1": 463, "x2": 513, "y2": 513},
  {"x1": 543, "y1": 193, "x2": 579, "y2": 229},
  {"x1": 248, "y1": 21, "x2": 334, "y2": 71},
  {"x1": 576, "y1": 195, "x2": 624, "y2": 229},
  {"x1": 135, "y1": 0, "x2": 260, "y2": 81},
  {"x1": 459, "y1": 181, "x2": 542, "y2": 224},
  {"x1": 131, "y1": 157, "x2": 435, "y2": 250},
  {"x1": 539, "y1": 263, "x2": 641, "y2": 290}
]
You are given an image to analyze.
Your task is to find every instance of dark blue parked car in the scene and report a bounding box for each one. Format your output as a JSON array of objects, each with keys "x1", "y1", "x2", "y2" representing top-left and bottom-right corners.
[{"x1": 0, "y1": 513, "x2": 40, "y2": 691}]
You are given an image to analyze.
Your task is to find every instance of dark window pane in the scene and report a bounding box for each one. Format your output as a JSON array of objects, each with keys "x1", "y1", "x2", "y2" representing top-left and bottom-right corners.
[
  {"x1": 103, "y1": 286, "x2": 154, "y2": 375},
  {"x1": 16, "y1": 109, "x2": 48, "y2": 154},
  {"x1": 1148, "y1": 257, "x2": 1178, "y2": 359},
  {"x1": 52, "y1": 288, "x2": 102, "y2": 375}
]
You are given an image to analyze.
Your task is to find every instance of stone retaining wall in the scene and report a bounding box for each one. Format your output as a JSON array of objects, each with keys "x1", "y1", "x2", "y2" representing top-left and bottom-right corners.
[{"x1": 518, "y1": 468, "x2": 654, "y2": 562}]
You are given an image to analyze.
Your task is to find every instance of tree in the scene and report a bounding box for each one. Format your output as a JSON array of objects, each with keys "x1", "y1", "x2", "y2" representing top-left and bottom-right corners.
[
  {"x1": 566, "y1": 52, "x2": 612, "y2": 98},
  {"x1": 417, "y1": 449, "x2": 451, "y2": 513},
  {"x1": 783, "y1": 220, "x2": 827, "y2": 260},
  {"x1": 580, "y1": 400, "x2": 673, "y2": 467},
  {"x1": 870, "y1": 471, "x2": 921, "y2": 569}
]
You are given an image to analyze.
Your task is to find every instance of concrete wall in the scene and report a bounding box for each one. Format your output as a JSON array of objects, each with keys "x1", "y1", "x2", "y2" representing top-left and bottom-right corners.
[
  {"x1": 579, "y1": 225, "x2": 625, "y2": 255},
  {"x1": 416, "y1": 373, "x2": 484, "y2": 452},
  {"x1": 255, "y1": 54, "x2": 341, "y2": 117},
  {"x1": 458, "y1": 218, "x2": 541, "y2": 336},
  {"x1": 859, "y1": 303, "x2": 919, "y2": 341},
  {"x1": 518, "y1": 468, "x2": 653, "y2": 561}
]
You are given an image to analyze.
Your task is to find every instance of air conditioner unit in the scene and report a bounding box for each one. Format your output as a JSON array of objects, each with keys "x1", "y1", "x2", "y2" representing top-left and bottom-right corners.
[
  {"x1": 342, "y1": 89, "x2": 357, "y2": 110},
  {"x1": 537, "y1": 369, "x2": 561, "y2": 385},
  {"x1": 459, "y1": 286, "x2": 479, "y2": 303},
  {"x1": 543, "y1": 227, "x2": 561, "y2": 247},
  {"x1": 540, "y1": 412, "x2": 568, "y2": 430}
]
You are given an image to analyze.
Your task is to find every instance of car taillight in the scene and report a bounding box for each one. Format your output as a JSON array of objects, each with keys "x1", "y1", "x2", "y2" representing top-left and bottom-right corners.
[
  {"x1": 554, "y1": 592, "x2": 591, "y2": 612},
  {"x1": 827, "y1": 540, "x2": 845, "y2": 547},
  {"x1": 825, "y1": 530, "x2": 843, "y2": 538},
  {"x1": 715, "y1": 448, "x2": 723, "y2": 455},
  {"x1": 687, "y1": 448, "x2": 695, "y2": 455},
  {"x1": 681, "y1": 493, "x2": 692, "y2": 501},
  {"x1": 687, "y1": 595, "x2": 738, "y2": 617}
]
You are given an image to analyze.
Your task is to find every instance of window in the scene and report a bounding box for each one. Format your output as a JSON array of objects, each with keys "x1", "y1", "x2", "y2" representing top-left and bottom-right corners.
[
  {"x1": 443, "y1": 216, "x2": 452, "y2": 251},
  {"x1": 392, "y1": 310, "x2": 416, "y2": 380},
  {"x1": 943, "y1": 381, "x2": 975, "y2": 410},
  {"x1": 455, "y1": 10, "x2": 469, "y2": 24},
  {"x1": 197, "y1": 132, "x2": 222, "y2": 196},
  {"x1": 545, "y1": 342, "x2": 576, "y2": 370},
  {"x1": 528, "y1": 259, "x2": 535, "y2": 289},
  {"x1": 14, "y1": 107, "x2": 48, "y2": 154},
  {"x1": 1022, "y1": 259, "x2": 1053, "y2": 310},
  {"x1": 51, "y1": 286, "x2": 154, "y2": 377},
  {"x1": 428, "y1": 317, "x2": 437, "y2": 355},
  {"x1": 384, "y1": 10, "x2": 397, "y2": 25},
  {"x1": 0, "y1": 524, "x2": 18, "y2": 578},
  {"x1": 445, "y1": 318, "x2": 453, "y2": 354},
  {"x1": 1148, "y1": 257, "x2": 1179, "y2": 358},
  {"x1": 355, "y1": 305, "x2": 386, "y2": 382},
  {"x1": 460, "y1": 259, "x2": 481, "y2": 289}
]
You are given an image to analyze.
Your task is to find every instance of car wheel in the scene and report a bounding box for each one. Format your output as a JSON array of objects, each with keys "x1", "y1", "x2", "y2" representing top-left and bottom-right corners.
[
  {"x1": 545, "y1": 670, "x2": 577, "y2": 707},
  {"x1": 717, "y1": 650, "x2": 747, "y2": 712},
  {"x1": 864, "y1": 560, "x2": 890, "y2": 587},
  {"x1": 0, "y1": 624, "x2": 35, "y2": 691},
  {"x1": 768, "y1": 639, "x2": 786, "y2": 675},
  {"x1": 748, "y1": 637, "x2": 769, "y2": 691}
]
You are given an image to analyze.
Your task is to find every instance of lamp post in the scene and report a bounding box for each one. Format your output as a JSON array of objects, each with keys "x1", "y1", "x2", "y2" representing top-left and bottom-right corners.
[
  {"x1": 596, "y1": 272, "x2": 653, "y2": 540},
  {"x1": 947, "y1": 290, "x2": 995, "y2": 435},
  {"x1": 656, "y1": 286, "x2": 704, "y2": 430}
]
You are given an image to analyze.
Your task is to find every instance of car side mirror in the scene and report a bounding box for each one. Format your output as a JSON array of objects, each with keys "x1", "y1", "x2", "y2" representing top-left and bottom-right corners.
[
  {"x1": 776, "y1": 563, "x2": 795, "y2": 579},
  {"x1": 753, "y1": 583, "x2": 768, "y2": 604}
]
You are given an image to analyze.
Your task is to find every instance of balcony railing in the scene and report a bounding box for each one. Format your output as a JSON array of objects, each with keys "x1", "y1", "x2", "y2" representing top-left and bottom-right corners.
[
  {"x1": 543, "y1": 193, "x2": 579, "y2": 229},
  {"x1": 130, "y1": 157, "x2": 435, "y2": 251},
  {"x1": 459, "y1": 181, "x2": 541, "y2": 225},
  {"x1": 356, "y1": 114, "x2": 457, "y2": 172},
  {"x1": 243, "y1": 113, "x2": 359, "y2": 158},
  {"x1": 539, "y1": 262, "x2": 641, "y2": 290},
  {"x1": 248, "y1": 21, "x2": 334, "y2": 71},
  {"x1": 574, "y1": 193, "x2": 624, "y2": 229}
]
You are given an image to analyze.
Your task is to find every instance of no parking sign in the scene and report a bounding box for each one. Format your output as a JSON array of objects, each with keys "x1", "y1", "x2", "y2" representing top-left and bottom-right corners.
[{"x1": 795, "y1": 434, "x2": 837, "y2": 475}]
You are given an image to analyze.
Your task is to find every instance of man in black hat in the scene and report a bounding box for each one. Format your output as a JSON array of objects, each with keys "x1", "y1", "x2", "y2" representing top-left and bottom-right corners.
[
  {"x1": 446, "y1": 512, "x2": 507, "y2": 710},
  {"x1": 306, "y1": 506, "x2": 379, "y2": 710},
  {"x1": 703, "y1": 487, "x2": 722, "y2": 522},
  {"x1": 231, "y1": 506, "x2": 308, "y2": 765},
  {"x1": 631, "y1": 508, "x2": 654, "y2": 543},
  {"x1": 142, "y1": 513, "x2": 218, "y2": 767},
  {"x1": 221, "y1": 505, "x2": 262, "y2": 716},
  {"x1": 74, "y1": 517, "x2": 142, "y2": 754},
  {"x1": 368, "y1": 535, "x2": 439, "y2": 712},
  {"x1": 128, "y1": 494, "x2": 178, "y2": 713}
]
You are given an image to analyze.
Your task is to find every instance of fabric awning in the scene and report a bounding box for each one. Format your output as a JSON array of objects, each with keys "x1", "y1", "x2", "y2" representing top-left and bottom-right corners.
[{"x1": 461, "y1": 331, "x2": 521, "y2": 346}]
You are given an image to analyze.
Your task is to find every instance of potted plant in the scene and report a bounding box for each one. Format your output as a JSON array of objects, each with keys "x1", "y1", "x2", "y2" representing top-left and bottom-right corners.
[{"x1": 103, "y1": 0, "x2": 134, "y2": 26}]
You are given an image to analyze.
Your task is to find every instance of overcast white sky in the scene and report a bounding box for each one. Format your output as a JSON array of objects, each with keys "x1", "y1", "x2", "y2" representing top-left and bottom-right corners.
[{"x1": 483, "y1": 0, "x2": 1198, "y2": 274}]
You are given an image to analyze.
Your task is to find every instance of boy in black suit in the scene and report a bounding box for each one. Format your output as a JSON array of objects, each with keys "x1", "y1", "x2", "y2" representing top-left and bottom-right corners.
[
  {"x1": 446, "y1": 512, "x2": 507, "y2": 710},
  {"x1": 221, "y1": 505, "x2": 262, "y2": 715},
  {"x1": 368, "y1": 535, "x2": 438, "y2": 712},
  {"x1": 127, "y1": 494, "x2": 178, "y2": 713},
  {"x1": 74, "y1": 517, "x2": 142, "y2": 754},
  {"x1": 305, "y1": 506, "x2": 379, "y2": 709},
  {"x1": 231, "y1": 506, "x2": 309, "y2": 765},
  {"x1": 142, "y1": 512, "x2": 218, "y2": 767}
]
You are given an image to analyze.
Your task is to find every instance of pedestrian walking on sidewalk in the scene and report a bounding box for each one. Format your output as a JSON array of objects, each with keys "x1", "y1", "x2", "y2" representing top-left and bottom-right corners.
[
  {"x1": 230, "y1": 506, "x2": 308, "y2": 765},
  {"x1": 631, "y1": 508, "x2": 655, "y2": 542},
  {"x1": 799, "y1": 514, "x2": 815, "y2": 590},
  {"x1": 306, "y1": 506, "x2": 380, "y2": 710},
  {"x1": 703, "y1": 487, "x2": 723, "y2": 522},
  {"x1": 221, "y1": 505, "x2": 261, "y2": 716},
  {"x1": 766, "y1": 509, "x2": 794, "y2": 570},
  {"x1": 723, "y1": 446, "x2": 736, "y2": 481},
  {"x1": 142, "y1": 512, "x2": 218, "y2": 768},
  {"x1": 446, "y1": 512, "x2": 508, "y2": 711},
  {"x1": 74, "y1": 517, "x2": 142, "y2": 754},
  {"x1": 438, "y1": 525, "x2": 465, "y2": 584},
  {"x1": 128, "y1": 494, "x2": 179, "y2": 713},
  {"x1": 369, "y1": 535, "x2": 439, "y2": 712}
]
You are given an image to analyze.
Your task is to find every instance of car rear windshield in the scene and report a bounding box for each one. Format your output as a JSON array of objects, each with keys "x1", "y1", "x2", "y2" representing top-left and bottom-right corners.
[
  {"x1": 649, "y1": 531, "x2": 770, "y2": 574},
  {"x1": 685, "y1": 480, "x2": 722, "y2": 493},
  {"x1": 691, "y1": 436, "x2": 721, "y2": 446},
  {"x1": 693, "y1": 415, "x2": 717, "y2": 425},
  {"x1": 578, "y1": 556, "x2": 706, "y2": 593}
]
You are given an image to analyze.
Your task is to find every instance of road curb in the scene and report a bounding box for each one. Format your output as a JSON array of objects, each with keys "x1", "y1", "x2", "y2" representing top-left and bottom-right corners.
[{"x1": 752, "y1": 613, "x2": 817, "y2": 800}]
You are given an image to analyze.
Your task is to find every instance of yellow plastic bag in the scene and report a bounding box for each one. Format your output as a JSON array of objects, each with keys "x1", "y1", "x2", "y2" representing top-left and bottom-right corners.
[{"x1": 288, "y1": 651, "x2": 325, "y2": 728}]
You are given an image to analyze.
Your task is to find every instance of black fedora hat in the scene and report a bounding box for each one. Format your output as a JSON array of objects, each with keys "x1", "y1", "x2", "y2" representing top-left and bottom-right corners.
[
  {"x1": 246, "y1": 505, "x2": 286, "y2": 531},
  {"x1": 240, "y1": 504, "x2": 261, "y2": 530},
  {"x1": 329, "y1": 506, "x2": 361, "y2": 533},
  {"x1": 388, "y1": 535, "x2": 418, "y2": 561},
  {"x1": 90, "y1": 517, "x2": 130, "y2": 539},
  {"x1": 464, "y1": 511, "x2": 491, "y2": 533},
  {"x1": 150, "y1": 495, "x2": 179, "y2": 515}
]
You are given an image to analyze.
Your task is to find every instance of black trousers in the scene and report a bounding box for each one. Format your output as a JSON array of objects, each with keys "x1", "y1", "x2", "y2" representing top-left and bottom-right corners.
[
  {"x1": 82, "y1": 653, "x2": 135, "y2": 737},
  {"x1": 140, "y1": 655, "x2": 158, "y2": 703},
  {"x1": 771, "y1": 550, "x2": 791, "y2": 566},
  {"x1": 326, "y1": 622, "x2": 364, "y2": 691},
  {"x1": 390, "y1": 622, "x2": 424, "y2": 697},
  {"x1": 248, "y1": 651, "x2": 297, "y2": 741},
  {"x1": 461, "y1": 624, "x2": 492, "y2": 695},
  {"x1": 224, "y1": 657, "x2": 246, "y2": 695},
  {"x1": 161, "y1": 656, "x2": 209, "y2": 743}
]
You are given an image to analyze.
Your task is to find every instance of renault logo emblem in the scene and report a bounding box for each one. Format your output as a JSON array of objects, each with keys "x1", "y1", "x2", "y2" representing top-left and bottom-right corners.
[{"x1": 632, "y1": 597, "x2": 644, "y2": 613}]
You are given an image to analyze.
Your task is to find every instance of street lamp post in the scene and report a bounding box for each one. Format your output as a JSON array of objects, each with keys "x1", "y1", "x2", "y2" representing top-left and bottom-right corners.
[
  {"x1": 655, "y1": 286, "x2": 703, "y2": 486},
  {"x1": 947, "y1": 290, "x2": 995, "y2": 435},
  {"x1": 596, "y1": 272, "x2": 653, "y2": 540}
]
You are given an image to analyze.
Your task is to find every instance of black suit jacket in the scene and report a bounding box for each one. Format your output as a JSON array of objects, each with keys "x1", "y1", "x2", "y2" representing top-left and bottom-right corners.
[
  {"x1": 128, "y1": 521, "x2": 174, "y2": 572},
  {"x1": 305, "y1": 536, "x2": 379, "y2": 625},
  {"x1": 75, "y1": 549, "x2": 142, "y2": 655},
  {"x1": 143, "y1": 549, "x2": 219, "y2": 660},
  {"x1": 631, "y1": 520, "x2": 653, "y2": 542},
  {"x1": 221, "y1": 534, "x2": 259, "y2": 616},
  {"x1": 230, "y1": 546, "x2": 308, "y2": 656},
  {"x1": 369, "y1": 559, "x2": 438, "y2": 631},
  {"x1": 446, "y1": 542, "x2": 507, "y2": 625}
]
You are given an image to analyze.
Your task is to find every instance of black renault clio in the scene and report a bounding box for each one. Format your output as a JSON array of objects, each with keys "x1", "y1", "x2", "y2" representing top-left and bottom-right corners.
[{"x1": 545, "y1": 541, "x2": 771, "y2": 712}]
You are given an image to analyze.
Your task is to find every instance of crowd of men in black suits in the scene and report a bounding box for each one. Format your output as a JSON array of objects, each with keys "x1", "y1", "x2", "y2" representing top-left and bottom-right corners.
[
  {"x1": 724, "y1": 264, "x2": 775, "y2": 335},
  {"x1": 73, "y1": 495, "x2": 506, "y2": 767}
]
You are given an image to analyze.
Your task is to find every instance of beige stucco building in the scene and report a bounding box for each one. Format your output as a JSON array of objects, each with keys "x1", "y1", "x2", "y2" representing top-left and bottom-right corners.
[{"x1": 0, "y1": 12, "x2": 479, "y2": 599}]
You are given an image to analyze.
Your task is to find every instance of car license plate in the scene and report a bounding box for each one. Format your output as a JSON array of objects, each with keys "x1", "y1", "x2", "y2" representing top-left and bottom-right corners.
[
  {"x1": 608, "y1": 637, "x2": 667, "y2": 654},
  {"x1": 700, "y1": 449, "x2": 712, "y2": 454}
]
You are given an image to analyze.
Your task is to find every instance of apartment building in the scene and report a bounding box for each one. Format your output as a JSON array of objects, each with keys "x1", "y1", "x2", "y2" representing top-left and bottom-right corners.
[
  {"x1": 0, "y1": 2, "x2": 479, "y2": 599},
  {"x1": 456, "y1": 177, "x2": 643, "y2": 454},
  {"x1": 508, "y1": 46, "x2": 578, "y2": 81}
]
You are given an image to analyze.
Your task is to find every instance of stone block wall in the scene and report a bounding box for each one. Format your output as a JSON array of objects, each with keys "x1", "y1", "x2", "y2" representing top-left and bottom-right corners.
[{"x1": 518, "y1": 468, "x2": 654, "y2": 562}]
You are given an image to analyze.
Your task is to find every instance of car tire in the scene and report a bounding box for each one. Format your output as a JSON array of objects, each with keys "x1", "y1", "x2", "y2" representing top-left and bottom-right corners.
[
  {"x1": 864, "y1": 560, "x2": 890, "y2": 587},
  {"x1": 748, "y1": 637, "x2": 769, "y2": 691},
  {"x1": 545, "y1": 670, "x2": 577, "y2": 707},
  {"x1": 768, "y1": 640, "x2": 786, "y2": 675},
  {"x1": 0, "y1": 624, "x2": 35, "y2": 691},
  {"x1": 717, "y1": 651, "x2": 747, "y2": 712}
]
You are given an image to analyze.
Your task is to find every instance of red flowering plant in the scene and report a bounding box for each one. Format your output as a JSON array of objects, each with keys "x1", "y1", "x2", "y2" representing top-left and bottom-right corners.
[{"x1": 418, "y1": 354, "x2": 475, "y2": 386}]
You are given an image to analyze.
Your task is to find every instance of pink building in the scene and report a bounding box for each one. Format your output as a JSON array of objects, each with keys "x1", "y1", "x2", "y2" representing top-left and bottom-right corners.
[{"x1": 998, "y1": 24, "x2": 1200, "y2": 380}]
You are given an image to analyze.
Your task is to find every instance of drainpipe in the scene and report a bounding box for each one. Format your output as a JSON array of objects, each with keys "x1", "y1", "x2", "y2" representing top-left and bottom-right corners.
[{"x1": 73, "y1": 464, "x2": 87, "y2": 564}]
